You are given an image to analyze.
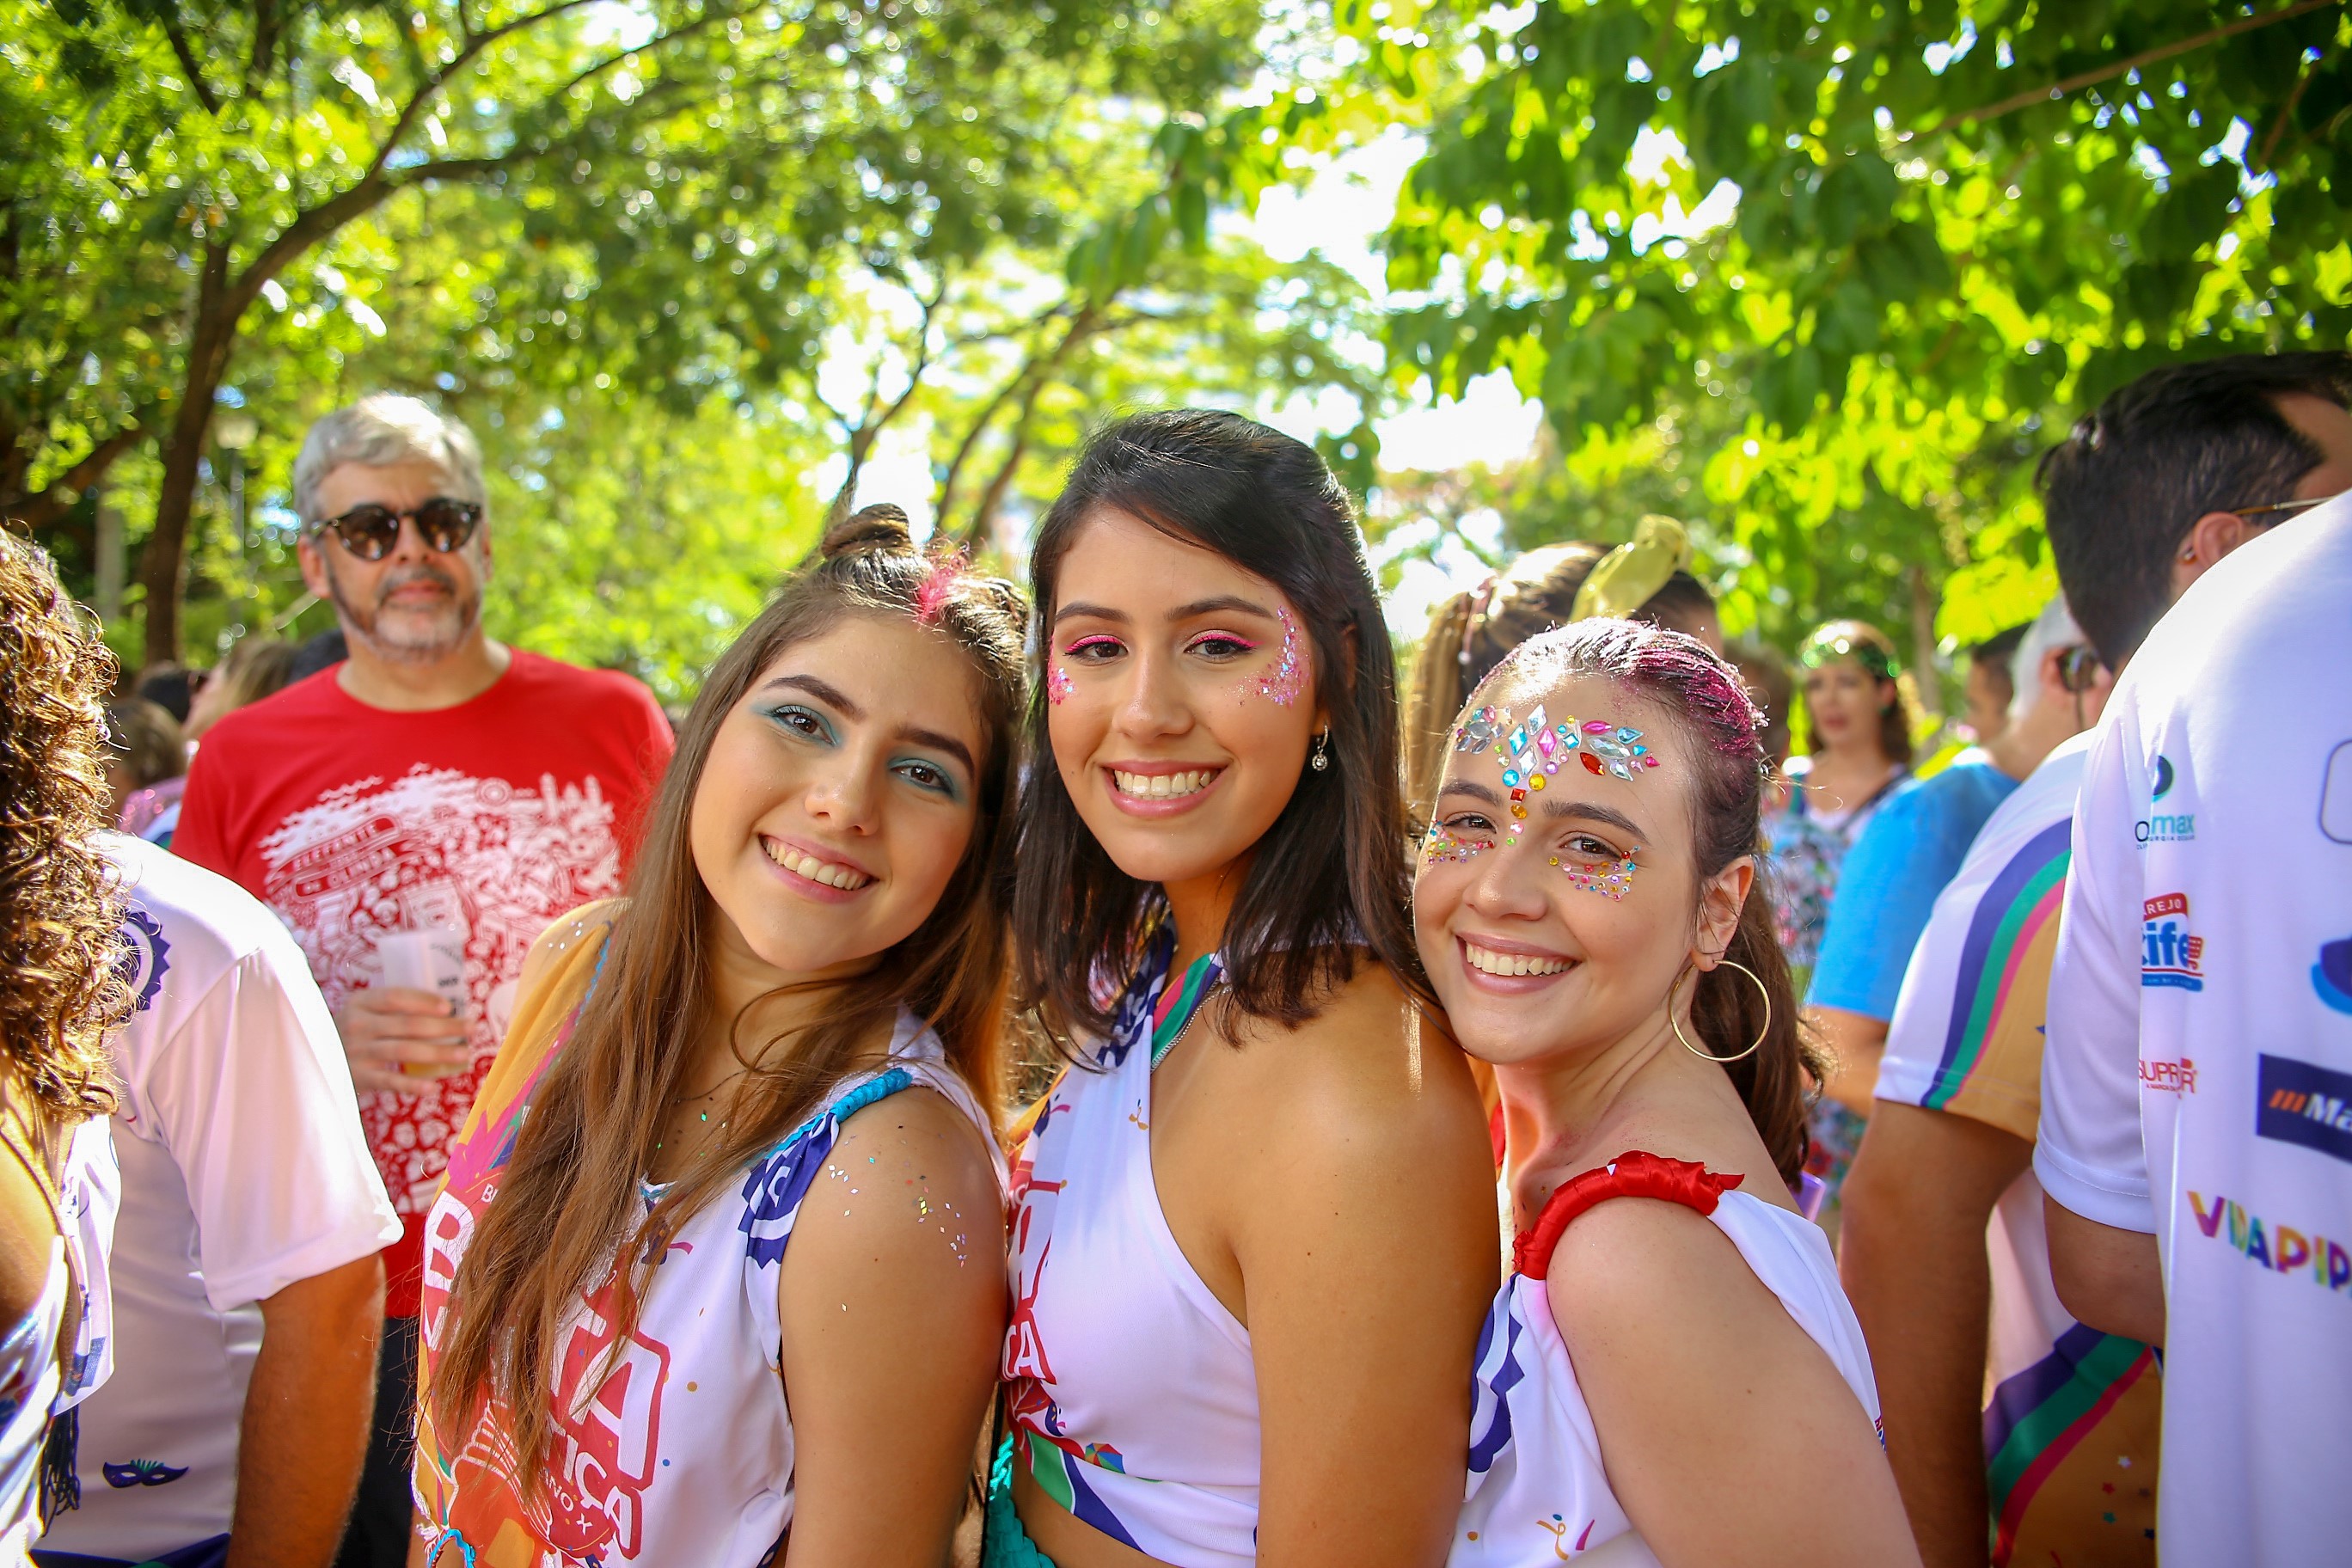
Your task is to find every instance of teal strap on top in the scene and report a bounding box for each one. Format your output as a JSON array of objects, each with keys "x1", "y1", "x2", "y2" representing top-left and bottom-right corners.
[{"x1": 983, "y1": 1435, "x2": 1060, "y2": 1567}]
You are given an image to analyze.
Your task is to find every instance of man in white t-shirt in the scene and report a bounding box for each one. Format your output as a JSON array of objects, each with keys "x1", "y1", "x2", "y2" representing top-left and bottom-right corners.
[
  {"x1": 1841, "y1": 351, "x2": 2352, "y2": 1568},
  {"x1": 37, "y1": 836, "x2": 400, "y2": 1568},
  {"x1": 2038, "y1": 488, "x2": 2352, "y2": 1551}
]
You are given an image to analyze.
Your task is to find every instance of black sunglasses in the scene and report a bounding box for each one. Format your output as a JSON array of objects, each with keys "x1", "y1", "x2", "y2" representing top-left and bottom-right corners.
[{"x1": 309, "y1": 497, "x2": 482, "y2": 561}]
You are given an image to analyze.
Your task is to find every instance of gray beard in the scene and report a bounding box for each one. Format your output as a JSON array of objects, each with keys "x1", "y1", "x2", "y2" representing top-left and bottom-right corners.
[{"x1": 322, "y1": 555, "x2": 483, "y2": 666}]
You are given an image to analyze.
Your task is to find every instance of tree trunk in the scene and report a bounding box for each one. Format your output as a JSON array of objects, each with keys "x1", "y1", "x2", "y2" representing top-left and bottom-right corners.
[
  {"x1": 1906, "y1": 562, "x2": 1942, "y2": 720},
  {"x1": 139, "y1": 241, "x2": 240, "y2": 667}
]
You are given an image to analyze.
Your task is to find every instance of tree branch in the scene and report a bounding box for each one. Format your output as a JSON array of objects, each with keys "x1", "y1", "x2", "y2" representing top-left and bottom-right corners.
[
  {"x1": 1, "y1": 418, "x2": 152, "y2": 531},
  {"x1": 2255, "y1": 42, "x2": 2326, "y2": 172},
  {"x1": 163, "y1": 15, "x2": 224, "y2": 114},
  {"x1": 1923, "y1": 0, "x2": 2343, "y2": 139}
]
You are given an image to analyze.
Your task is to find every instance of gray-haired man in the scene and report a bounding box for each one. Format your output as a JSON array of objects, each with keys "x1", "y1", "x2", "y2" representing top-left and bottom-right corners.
[{"x1": 174, "y1": 394, "x2": 673, "y2": 1564}]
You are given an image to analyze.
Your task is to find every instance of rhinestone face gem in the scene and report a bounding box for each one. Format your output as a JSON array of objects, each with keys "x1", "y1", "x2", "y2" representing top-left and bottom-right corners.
[{"x1": 1455, "y1": 706, "x2": 1505, "y2": 753}]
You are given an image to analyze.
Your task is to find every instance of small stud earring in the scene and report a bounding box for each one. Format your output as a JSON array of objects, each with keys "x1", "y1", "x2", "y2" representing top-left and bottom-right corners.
[{"x1": 1310, "y1": 729, "x2": 1331, "y2": 771}]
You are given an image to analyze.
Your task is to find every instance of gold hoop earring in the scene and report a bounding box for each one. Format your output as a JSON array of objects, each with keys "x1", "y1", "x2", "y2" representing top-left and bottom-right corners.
[{"x1": 1669, "y1": 960, "x2": 1771, "y2": 1064}]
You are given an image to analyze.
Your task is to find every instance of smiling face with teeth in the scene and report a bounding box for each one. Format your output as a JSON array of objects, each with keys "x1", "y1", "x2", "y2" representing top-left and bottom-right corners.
[
  {"x1": 688, "y1": 614, "x2": 989, "y2": 990},
  {"x1": 1413, "y1": 671, "x2": 1752, "y2": 1071},
  {"x1": 1044, "y1": 507, "x2": 1329, "y2": 905}
]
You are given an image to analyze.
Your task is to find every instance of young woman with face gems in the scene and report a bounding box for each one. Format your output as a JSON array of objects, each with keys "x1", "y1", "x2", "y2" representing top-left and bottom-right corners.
[
  {"x1": 1415, "y1": 620, "x2": 1918, "y2": 1567},
  {"x1": 413, "y1": 509, "x2": 1026, "y2": 1567},
  {"x1": 994, "y1": 411, "x2": 1497, "y2": 1568}
]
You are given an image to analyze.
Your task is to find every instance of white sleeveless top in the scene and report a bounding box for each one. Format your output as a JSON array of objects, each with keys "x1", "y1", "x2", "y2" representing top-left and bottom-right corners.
[
  {"x1": 0, "y1": 1115, "x2": 119, "y2": 1558},
  {"x1": 416, "y1": 1001, "x2": 999, "y2": 1568},
  {"x1": 1453, "y1": 1154, "x2": 1882, "y2": 1566},
  {"x1": 1002, "y1": 932, "x2": 1260, "y2": 1566}
]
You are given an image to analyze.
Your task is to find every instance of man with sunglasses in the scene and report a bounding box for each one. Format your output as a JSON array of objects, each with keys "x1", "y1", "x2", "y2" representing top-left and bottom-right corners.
[
  {"x1": 1841, "y1": 351, "x2": 2352, "y2": 1568},
  {"x1": 170, "y1": 394, "x2": 674, "y2": 1567}
]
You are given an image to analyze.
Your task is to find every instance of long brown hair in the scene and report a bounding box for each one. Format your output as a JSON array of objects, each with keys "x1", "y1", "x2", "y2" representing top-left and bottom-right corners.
[
  {"x1": 431, "y1": 505, "x2": 1027, "y2": 1487},
  {"x1": 1487, "y1": 620, "x2": 1825, "y2": 1185},
  {"x1": 1012, "y1": 409, "x2": 1424, "y2": 1042},
  {"x1": 0, "y1": 531, "x2": 124, "y2": 1123},
  {"x1": 1406, "y1": 541, "x2": 1716, "y2": 827}
]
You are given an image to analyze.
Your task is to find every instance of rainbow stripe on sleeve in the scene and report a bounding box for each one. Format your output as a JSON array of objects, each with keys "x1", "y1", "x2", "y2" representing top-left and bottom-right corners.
[
  {"x1": 1983, "y1": 1323, "x2": 2159, "y2": 1564},
  {"x1": 1922, "y1": 821, "x2": 2072, "y2": 1113}
]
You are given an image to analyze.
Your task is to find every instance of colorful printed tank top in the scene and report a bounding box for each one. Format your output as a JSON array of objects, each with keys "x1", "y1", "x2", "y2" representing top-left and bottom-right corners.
[
  {"x1": 1452, "y1": 1153, "x2": 1883, "y2": 1565},
  {"x1": 1001, "y1": 927, "x2": 1259, "y2": 1567},
  {"x1": 412, "y1": 906, "x2": 1001, "y2": 1568}
]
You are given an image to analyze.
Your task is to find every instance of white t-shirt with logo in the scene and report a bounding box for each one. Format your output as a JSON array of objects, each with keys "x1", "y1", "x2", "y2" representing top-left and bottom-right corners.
[
  {"x1": 2039, "y1": 498, "x2": 2352, "y2": 1564},
  {"x1": 40, "y1": 836, "x2": 399, "y2": 1559}
]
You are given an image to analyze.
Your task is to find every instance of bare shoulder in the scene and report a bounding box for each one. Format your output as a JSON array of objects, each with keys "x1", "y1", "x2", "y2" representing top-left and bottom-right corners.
[
  {"x1": 793, "y1": 1083, "x2": 1002, "y2": 1270},
  {"x1": 516, "y1": 897, "x2": 627, "y2": 996},
  {"x1": 1543, "y1": 1195, "x2": 1779, "y2": 1354},
  {"x1": 1226, "y1": 958, "x2": 1483, "y2": 1136}
]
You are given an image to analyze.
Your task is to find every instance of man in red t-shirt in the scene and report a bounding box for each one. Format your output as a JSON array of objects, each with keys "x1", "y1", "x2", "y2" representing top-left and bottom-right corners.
[{"x1": 175, "y1": 393, "x2": 674, "y2": 1565}]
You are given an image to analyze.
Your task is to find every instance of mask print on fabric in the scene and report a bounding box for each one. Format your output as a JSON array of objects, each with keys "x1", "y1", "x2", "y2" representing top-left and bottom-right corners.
[{"x1": 1247, "y1": 606, "x2": 1307, "y2": 706}]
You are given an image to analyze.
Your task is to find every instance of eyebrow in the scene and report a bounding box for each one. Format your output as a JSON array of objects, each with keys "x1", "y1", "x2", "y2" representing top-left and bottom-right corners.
[
  {"x1": 1052, "y1": 594, "x2": 1277, "y2": 628},
  {"x1": 1436, "y1": 780, "x2": 1648, "y2": 839},
  {"x1": 756, "y1": 674, "x2": 977, "y2": 775}
]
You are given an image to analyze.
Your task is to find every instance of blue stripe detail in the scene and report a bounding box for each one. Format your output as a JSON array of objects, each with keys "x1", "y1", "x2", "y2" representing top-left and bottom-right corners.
[{"x1": 1930, "y1": 821, "x2": 2072, "y2": 1087}]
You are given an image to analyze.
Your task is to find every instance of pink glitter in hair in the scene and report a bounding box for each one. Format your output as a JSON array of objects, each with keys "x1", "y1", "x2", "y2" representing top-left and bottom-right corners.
[
  {"x1": 1630, "y1": 643, "x2": 1763, "y2": 756},
  {"x1": 913, "y1": 549, "x2": 968, "y2": 626}
]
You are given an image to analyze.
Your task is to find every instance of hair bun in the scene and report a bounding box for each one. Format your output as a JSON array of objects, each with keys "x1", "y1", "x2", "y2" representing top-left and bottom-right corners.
[{"x1": 821, "y1": 503, "x2": 916, "y2": 560}]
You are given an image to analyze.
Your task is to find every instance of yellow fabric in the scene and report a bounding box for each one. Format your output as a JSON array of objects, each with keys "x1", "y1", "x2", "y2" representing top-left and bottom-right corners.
[
  {"x1": 1569, "y1": 513, "x2": 1691, "y2": 622},
  {"x1": 409, "y1": 898, "x2": 622, "y2": 1552}
]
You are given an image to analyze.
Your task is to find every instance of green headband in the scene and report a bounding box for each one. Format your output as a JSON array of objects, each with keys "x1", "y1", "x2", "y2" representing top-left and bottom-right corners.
[{"x1": 1799, "y1": 630, "x2": 1899, "y2": 681}]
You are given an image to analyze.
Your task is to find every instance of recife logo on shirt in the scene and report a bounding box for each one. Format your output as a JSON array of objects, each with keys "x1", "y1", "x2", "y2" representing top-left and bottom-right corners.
[
  {"x1": 2257, "y1": 1055, "x2": 2352, "y2": 1166},
  {"x1": 2141, "y1": 894, "x2": 2206, "y2": 990}
]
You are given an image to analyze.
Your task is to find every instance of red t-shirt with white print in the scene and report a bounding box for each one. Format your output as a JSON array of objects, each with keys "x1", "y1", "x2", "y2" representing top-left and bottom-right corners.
[{"x1": 174, "y1": 649, "x2": 673, "y2": 1314}]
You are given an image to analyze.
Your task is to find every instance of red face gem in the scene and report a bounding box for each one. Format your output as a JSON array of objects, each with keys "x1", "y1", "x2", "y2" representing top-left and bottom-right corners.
[{"x1": 1581, "y1": 752, "x2": 1604, "y2": 775}]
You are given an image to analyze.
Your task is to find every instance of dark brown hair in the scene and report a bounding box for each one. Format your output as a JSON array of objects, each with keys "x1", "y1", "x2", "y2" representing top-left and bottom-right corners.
[
  {"x1": 1013, "y1": 408, "x2": 1424, "y2": 1040},
  {"x1": 0, "y1": 532, "x2": 125, "y2": 1122},
  {"x1": 2037, "y1": 350, "x2": 2352, "y2": 665},
  {"x1": 1406, "y1": 541, "x2": 1716, "y2": 824},
  {"x1": 431, "y1": 505, "x2": 1027, "y2": 1489},
  {"x1": 1486, "y1": 620, "x2": 1824, "y2": 1185}
]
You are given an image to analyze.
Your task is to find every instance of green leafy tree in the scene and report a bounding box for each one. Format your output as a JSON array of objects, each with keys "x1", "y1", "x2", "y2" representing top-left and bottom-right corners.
[
  {"x1": 3, "y1": 0, "x2": 1246, "y2": 661},
  {"x1": 1344, "y1": 0, "x2": 2351, "y2": 647}
]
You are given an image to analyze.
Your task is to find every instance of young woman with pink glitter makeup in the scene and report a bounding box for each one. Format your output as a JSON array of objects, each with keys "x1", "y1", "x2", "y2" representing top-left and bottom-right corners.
[{"x1": 990, "y1": 409, "x2": 1496, "y2": 1568}]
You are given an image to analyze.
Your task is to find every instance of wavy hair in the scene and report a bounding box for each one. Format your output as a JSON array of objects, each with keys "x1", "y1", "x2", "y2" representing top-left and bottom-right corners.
[
  {"x1": 430, "y1": 505, "x2": 1028, "y2": 1491},
  {"x1": 0, "y1": 532, "x2": 125, "y2": 1121}
]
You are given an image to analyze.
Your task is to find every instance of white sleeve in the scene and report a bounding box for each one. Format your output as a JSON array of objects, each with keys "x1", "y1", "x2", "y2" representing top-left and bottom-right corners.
[
  {"x1": 144, "y1": 927, "x2": 401, "y2": 1311},
  {"x1": 2036, "y1": 716, "x2": 2155, "y2": 1233}
]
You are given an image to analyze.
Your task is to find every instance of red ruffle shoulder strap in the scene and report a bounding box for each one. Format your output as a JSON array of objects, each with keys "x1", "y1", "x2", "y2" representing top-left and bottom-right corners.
[{"x1": 1512, "y1": 1152, "x2": 1744, "y2": 1281}]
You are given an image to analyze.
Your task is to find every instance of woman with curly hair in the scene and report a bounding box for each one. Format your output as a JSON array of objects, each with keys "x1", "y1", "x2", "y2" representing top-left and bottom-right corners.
[{"x1": 0, "y1": 530, "x2": 123, "y2": 1549}]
